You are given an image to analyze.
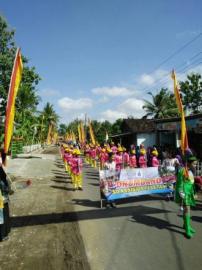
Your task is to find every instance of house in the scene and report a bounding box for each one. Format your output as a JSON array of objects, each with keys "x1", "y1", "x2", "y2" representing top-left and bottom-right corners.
[{"x1": 110, "y1": 113, "x2": 202, "y2": 159}]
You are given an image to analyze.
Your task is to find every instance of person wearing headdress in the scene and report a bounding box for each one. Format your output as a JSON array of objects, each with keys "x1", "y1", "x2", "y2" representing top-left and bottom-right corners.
[
  {"x1": 151, "y1": 149, "x2": 159, "y2": 167},
  {"x1": 111, "y1": 142, "x2": 117, "y2": 154},
  {"x1": 138, "y1": 148, "x2": 147, "y2": 168},
  {"x1": 99, "y1": 148, "x2": 108, "y2": 170},
  {"x1": 122, "y1": 147, "x2": 130, "y2": 168},
  {"x1": 71, "y1": 149, "x2": 83, "y2": 190},
  {"x1": 114, "y1": 147, "x2": 123, "y2": 172},
  {"x1": 175, "y1": 156, "x2": 198, "y2": 238},
  {"x1": 129, "y1": 149, "x2": 137, "y2": 168}
]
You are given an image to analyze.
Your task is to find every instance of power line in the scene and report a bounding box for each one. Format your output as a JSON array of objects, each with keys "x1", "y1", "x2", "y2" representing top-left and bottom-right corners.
[
  {"x1": 148, "y1": 32, "x2": 202, "y2": 74},
  {"x1": 139, "y1": 52, "x2": 202, "y2": 94}
]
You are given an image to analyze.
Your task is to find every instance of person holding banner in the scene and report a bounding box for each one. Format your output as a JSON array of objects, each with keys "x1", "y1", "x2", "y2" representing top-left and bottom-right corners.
[
  {"x1": 175, "y1": 156, "x2": 197, "y2": 238},
  {"x1": 104, "y1": 152, "x2": 116, "y2": 208}
]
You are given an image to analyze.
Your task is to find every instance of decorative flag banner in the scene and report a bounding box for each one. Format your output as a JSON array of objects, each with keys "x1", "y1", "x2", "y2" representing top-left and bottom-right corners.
[
  {"x1": 78, "y1": 123, "x2": 82, "y2": 143},
  {"x1": 46, "y1": 124, "x2": 52, "y2": 145},
  {"x1": 80, "y1": 121, "x2": 85, "y2": 143},
  {"x1": 88, "y1": 120, "x2": 96, "y2": 145},
  {"x1": 171, "y1": 70, "x2": 189, "y2": 154},
  {"x1": 4, "y1": 48, "x2": 23, "y2": 154}
]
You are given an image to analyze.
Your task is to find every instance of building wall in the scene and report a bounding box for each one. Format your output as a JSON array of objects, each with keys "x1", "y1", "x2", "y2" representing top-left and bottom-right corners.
[{"x1": 137, "y1": 133, "x2": 156, "y2": 148}]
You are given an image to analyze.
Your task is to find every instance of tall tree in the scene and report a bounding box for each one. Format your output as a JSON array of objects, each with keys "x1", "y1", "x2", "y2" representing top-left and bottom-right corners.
[
  {"x1": 180, "y1": 73, "x2": 202, "y2": 114},
  {"x1": 142, "y1": 88, "x2": 179, "y2": 119},
  {"x1": 41, "y1": 102, "x2": 59, "y2": 142},
  {"x1": 0, "y1": 16, "x2": 42, "y2": 144}
]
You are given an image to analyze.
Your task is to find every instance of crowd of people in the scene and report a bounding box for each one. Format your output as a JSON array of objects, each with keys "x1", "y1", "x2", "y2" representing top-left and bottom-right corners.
[{"x1": 60, "y1": 140, "x2": 199, "y2": 239}]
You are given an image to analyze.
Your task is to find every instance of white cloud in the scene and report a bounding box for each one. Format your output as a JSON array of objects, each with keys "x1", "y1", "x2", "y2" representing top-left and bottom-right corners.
[
  {"x1": 58, "y1": 97, "x2": 93, "y2": 111},
  {"x1": 97, "y1": 96, "x2": 110, "y2": 103},
  {"x1": 40, "y1": 88, "x2": 60, "y2": 97},
  {"x1": 92, "y1": 86, "x2": 133, "y2": 97},
  {"x1": 119, "y1": 98, "x2": 145, "y2": 118},
  {"x1": 139, "y1": 74, "x2": 155, "y2": 86},
  {"x1": 100, "y1": 109, "x2": 127, "y2": 123}
]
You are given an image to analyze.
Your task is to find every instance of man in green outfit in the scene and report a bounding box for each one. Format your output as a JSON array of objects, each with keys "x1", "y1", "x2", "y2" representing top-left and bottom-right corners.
[{"x1": 175, "y1": 156, "x2": 198, "y2": 238}]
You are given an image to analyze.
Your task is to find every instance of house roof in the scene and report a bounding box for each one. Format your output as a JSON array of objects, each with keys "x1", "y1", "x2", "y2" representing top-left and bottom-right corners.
[
  {"x1": 154, "y1": 113, "x2": 202, "y2": 123},
  {"x1": 122, "y1": 119, "x2": 156, "y2": 133}
]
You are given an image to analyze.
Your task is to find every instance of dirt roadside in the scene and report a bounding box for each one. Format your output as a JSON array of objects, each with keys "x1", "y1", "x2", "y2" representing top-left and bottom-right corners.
[{"x1": 0, "y1": 146, "x2": 90, "y2": 270}]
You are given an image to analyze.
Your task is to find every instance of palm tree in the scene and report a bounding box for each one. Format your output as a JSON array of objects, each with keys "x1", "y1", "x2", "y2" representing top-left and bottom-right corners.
[
  {"x1": 40, "y1": 102, "x2": 59, "y2": 143},
  {"x1": 142, "y1": 88, "x2": 179, "y2": 119}
]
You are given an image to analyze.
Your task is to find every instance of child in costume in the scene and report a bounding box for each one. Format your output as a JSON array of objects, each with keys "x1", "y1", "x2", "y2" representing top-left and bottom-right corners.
[
  {"x1": 138, "y1": 148, "x2": 147, "y2": 168},
  {"x1": 71, "y1": 149, "x2": 83, "y2": 190},
  {"x1": 151, "y1": 149, "x2": 159, "y2": 167},
  {"x1": 175, "y1": 156, "x2": 197, "y2": 238},
  {"x1": 129, "y1": 149, "x2": 137, "y2": 168}
]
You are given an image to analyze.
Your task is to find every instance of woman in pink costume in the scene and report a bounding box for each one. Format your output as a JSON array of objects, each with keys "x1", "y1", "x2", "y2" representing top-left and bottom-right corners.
[{"x1": 138, "y1": 148, "x2": 147, "y2": 168}]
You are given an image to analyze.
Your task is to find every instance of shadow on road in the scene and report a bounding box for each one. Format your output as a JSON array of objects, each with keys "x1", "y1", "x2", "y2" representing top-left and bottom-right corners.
[
  {"x1": 130, "y1": 214, "x2": 184, "y2": 235},
  {"x1": 50, "y1": 185, "x2": 75, "y2": 191},
  {"x1": 11, "y1": 205, "x2": 172, "y2": 228},
  {"x1": 72, "y1": 199, "x2": 100, "y2": 208},
  {"x1": 51, "y1": 179, "x2": 72, "y2": 184},
  {"x1": 192, "y1": 215, "x2": 202, "y2": 223}
]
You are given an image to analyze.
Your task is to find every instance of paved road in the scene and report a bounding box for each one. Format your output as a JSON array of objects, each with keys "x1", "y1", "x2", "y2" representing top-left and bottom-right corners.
[
  {"x1": 1, "y1": 146, "x2": 202, "y2": 270},
  {"x1": 0, "y1": 146, "x2": 90, "y2": 270}
]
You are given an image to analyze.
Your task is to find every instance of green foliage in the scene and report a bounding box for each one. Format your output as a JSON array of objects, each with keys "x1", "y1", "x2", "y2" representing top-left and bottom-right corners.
[
  {"x1": 58, "y1": 124, "x2": 68, "y2": 136},
  {"x1": 39, "y1": 102, "x2": 59, "y2": 142},
  {"x1": 180, "y1": 73, "x2": 202, "y2": 114},
  {"x1": 63, "y1": 118, "x2": 124, "y2": 145},
  {"x1": 142, "y1": 88, "x2": 179, "y2": 119}
]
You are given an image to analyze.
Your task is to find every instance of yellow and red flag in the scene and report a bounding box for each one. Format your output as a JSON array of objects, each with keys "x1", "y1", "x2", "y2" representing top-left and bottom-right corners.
[
  {"x1": 46, "y1": 124, "x2": 52, "y2": 145},
  {"x1": 88, "y1": 120, "x2": 96, "y2": 145},
  {"x1": 80, "y1": 121, "x2": 85, "y2": 143},
  {"x1": 4, "y1": 48, "x2": 23, "y2": 154},
  {"x1": 78, "y1": 123, "x2": 82, "y2": 143},
  {"x1": 171, "y1": 70, "x2": 188, "y2": 154}
]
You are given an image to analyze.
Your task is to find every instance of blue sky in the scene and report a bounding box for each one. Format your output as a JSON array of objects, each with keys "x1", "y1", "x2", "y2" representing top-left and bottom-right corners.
[{"x1": 1, "y1": 0, "x2": 202, "y2": 123}]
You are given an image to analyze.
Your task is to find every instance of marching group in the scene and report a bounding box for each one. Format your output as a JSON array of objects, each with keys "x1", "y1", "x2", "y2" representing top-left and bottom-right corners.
[{"x1": 60, "y1": 141, "x2": 199, "y2": 239}]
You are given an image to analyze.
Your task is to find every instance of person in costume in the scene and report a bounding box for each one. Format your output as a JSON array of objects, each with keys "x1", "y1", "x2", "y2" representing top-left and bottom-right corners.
[
  {"x1": 175, "y1": 156, "x2": 197, "y2": 238},
  {"x1": 114, "y1": 147, "x2": 123, "y2": 172},
  {"x1": 151, "y1": 149, "x2": 159, "y2": 167},
  {"x1": 129, "y1": 149, "x2": 137, "y2": 168},
  {"x1": 122, "y1": 147, "x2": 130, "y2": 168},
  {"x1": 138, "y1": 148, "x2": 147, "y2": 168},
  {"x1": 104, "y1": 152, "x2": 116, "y2": 208},
  {"x1": 99, "y1": 148, "x2": 108, "y2": 170},
  {"x1": 71, "y1": 149, "x2": 83, "y2": 190}
]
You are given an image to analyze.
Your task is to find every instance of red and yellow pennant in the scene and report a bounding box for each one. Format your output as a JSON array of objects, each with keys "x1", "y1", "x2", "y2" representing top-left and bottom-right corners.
[
  {"x1": 171, "y1": 70, "x2": 188, "y2": 154},
  {"x1": 88, "y1": 120, "x2": 96, "y2": 145},
  {"x1": 78, "y1": 123, "x2": 82, "y2": 143},
  {"x1": 80, "y1": 121, "x2": 85, "y2": 143},
  {"x1": 4, "y1": 48, "x2": 23, "y2": 154}
]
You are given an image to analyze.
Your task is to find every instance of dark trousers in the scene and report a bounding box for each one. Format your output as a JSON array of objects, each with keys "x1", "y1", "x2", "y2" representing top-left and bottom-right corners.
[{"x1": 0, "y1": 203, "x2": 11, "y2": 241}]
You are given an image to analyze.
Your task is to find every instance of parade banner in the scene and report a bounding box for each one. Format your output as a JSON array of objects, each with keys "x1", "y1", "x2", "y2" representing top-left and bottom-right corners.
[
  {"x1": 4, "y1": 48, "x2": 23, "y2": 154},
  {"x1": 99, "y1": 167, "x2": 175, "y2": 201}
]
